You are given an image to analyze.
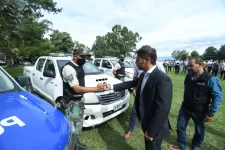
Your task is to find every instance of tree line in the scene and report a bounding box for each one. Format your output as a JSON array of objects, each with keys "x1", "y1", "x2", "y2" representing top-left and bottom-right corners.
[
  {"x1": 0, "y1": 0, "x2": 142, "y2": 66},
  {"x1": 171, "y1": 45, "x2": 225, "y2": 61}
]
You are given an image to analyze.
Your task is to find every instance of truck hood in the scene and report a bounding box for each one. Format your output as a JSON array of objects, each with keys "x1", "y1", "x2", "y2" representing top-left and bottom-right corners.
[
  {"x1": 0, "y1": 91, "x2": 70, "y2": 150},
  {"x1": 85, "y1": 73, "x2": 122, "y2": 86}
]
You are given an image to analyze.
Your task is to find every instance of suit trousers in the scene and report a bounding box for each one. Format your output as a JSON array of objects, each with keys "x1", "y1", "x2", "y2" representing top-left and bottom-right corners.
[{"x1": 145, "y1": 139, "x2": 162, "y2": 150}]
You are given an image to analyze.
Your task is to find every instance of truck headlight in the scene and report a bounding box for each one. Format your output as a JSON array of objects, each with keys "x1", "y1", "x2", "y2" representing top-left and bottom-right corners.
[{"x1": 83, "y1": 93, "x2": 100, "y2": 104}]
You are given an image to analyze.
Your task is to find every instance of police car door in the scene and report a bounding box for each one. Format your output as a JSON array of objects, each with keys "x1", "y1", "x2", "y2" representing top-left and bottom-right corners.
[
  {"x1": 41, "y1": 59, "x2": 56, "y2": 102},
  {"x1": 33, "y1": 58, "x2": 46, "y2": 93}
]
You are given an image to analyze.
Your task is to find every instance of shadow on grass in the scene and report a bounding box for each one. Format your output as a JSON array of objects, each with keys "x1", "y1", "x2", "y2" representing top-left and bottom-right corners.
[{"x1": 97, "y1": 123, "x2": 134, "y2": 150}]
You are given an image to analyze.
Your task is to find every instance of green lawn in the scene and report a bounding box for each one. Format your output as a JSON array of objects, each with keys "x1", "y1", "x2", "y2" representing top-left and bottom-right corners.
[{"x1": 4, "y1": 67, "x2": 225, "y2": 150}]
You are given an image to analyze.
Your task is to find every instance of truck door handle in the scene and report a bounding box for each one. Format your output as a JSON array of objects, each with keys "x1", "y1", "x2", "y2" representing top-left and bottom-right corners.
[
  {"x1": 33, "y1": 73, "x2": 35, "y2": 75},
  {"x1": 40, "y1": 78, "x2": 43, "y2": 80},
  {"x1": 50, "y1": 81, "x2": 54, "y2": 84}
]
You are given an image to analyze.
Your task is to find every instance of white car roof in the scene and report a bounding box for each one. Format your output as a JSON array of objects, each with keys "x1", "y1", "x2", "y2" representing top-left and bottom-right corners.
[{"x1": 39, "y1": 56, "x2": 72, "y2": 60}]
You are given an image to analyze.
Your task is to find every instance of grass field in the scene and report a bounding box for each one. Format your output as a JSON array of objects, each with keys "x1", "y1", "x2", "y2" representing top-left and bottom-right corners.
[{"x1": 4, "y1": 67, "x2": 225, "y2": 150}]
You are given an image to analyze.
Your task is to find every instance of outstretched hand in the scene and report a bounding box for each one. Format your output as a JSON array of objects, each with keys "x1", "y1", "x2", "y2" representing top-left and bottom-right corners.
[
  {"x1": 103, "y1": 82, "x2": 111, "y2": 91},
  {"x1": 96, "y1": 83, "x2": 105, "y2": 92}
]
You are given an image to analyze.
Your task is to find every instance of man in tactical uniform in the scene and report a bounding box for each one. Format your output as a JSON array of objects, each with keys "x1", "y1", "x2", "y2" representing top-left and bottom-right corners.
[
  {"x1": 61, "y1": 49, "x2": 105, "y2": 149},
  {"x1": 113, "y1": 55, "x2": 126, "y2": 81}
]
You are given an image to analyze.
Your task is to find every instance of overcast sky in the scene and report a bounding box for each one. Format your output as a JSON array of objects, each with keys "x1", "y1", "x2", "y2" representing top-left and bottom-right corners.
[{"x1": 43, "y1": 0, "x2": 225, "y2": 57}]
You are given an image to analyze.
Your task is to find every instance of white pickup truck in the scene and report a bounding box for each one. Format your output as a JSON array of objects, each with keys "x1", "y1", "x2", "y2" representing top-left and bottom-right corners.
[{"x1": 24, "y1": 56, "x2": 130, "y2": 127}]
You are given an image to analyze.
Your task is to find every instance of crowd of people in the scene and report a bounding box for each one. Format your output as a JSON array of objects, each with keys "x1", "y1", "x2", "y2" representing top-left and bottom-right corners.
[{"x1": 162, "y1": 59, "x2": 225, "y2": 80}]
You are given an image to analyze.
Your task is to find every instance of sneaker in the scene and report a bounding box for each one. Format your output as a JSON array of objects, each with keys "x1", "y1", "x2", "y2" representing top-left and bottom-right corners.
[
  {"x1": 124, "y1": 131, "x2": 132, "y2": 140},
  {"x1": 168, "y1": 144, "x2": 184, "y2": 150}
]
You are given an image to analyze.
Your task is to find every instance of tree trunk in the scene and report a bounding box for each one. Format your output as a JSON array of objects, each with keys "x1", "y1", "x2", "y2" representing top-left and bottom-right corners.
[{"x1": 6, "y1": 55, "x2": 14, "y2": 67}]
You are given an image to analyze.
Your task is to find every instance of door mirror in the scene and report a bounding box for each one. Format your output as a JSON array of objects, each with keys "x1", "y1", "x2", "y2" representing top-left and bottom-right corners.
[
  {"x1": 100, "y1": 69, "x2": 104, "y2": 73},
  {"x1": 43, "y1": 70, "x2": 55, "y2": 78},
  {"x1": 15, "y1": 76, "x2": 30, "y2": 87}
]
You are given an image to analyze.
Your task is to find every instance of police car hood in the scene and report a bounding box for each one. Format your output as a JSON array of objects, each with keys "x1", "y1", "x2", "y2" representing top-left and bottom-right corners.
[
  {"x1": 0, "y1": 91, "x2": 70, "y2": 150},
  {"x1": 85, "y1": 73, "x2": 122, "y2": 86}
]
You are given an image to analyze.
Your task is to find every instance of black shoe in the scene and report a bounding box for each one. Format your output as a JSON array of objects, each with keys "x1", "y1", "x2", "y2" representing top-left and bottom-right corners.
[{"x1": 78, "y1": 142, "x2": 87, "y2": 149}]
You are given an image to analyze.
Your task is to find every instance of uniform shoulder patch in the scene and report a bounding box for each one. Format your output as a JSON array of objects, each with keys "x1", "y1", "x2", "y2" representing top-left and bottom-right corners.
[{"x1": 66, "y1": 74, "x2": 74, "y2": 82}]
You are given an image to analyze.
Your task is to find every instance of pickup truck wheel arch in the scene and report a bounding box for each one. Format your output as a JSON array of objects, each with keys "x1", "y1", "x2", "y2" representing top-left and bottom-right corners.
[{"x1": 26, "y1": 79, "x2": 35, "y2": 93}]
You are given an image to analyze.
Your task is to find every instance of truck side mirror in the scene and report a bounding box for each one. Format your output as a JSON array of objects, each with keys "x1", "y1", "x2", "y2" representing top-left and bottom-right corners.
[{"x1": 15, "y1": 76, "x2": 30, "y2": 87}]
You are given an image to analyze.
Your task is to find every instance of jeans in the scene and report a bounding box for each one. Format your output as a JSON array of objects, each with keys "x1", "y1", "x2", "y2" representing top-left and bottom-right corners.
[
  {"x1": 177, "y1": 106, "x2": 206, "y2": 149},
  {"x1": 128, "y1": 104, "x2": 137, "y2": 132}
]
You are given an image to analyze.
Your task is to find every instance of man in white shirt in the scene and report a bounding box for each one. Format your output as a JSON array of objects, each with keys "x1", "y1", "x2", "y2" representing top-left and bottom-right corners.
[{"x1": 61, "y1": 49, "x2": 105, "y2": 149}]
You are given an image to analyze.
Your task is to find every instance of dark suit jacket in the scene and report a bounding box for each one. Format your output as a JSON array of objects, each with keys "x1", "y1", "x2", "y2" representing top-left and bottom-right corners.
[{"x1": 113, "y1": 67, "x2": 173, "y2": 140}]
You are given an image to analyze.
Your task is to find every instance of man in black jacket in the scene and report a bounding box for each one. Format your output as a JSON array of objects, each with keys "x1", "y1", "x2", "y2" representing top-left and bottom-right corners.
[
  {"x1": 169, "y1": 57, "x2": 222, "y2": 150},
  {"x1": 105, "y1": 45, "x2": 173, "y2": 150}
]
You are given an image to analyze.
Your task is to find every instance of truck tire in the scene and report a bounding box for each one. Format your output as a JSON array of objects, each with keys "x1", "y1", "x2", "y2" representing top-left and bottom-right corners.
[{"x1": 26, "y1": 82, "x2": 35, "y2": 94}]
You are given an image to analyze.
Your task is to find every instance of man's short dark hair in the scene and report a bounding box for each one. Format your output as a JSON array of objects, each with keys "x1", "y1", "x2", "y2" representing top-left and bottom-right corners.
[
  {"x1": 136, "y1": 45, "x2": 157, "y2": 65},
  {"x1": 189, "y1": 57, "x2": 203, "y2": 65}
]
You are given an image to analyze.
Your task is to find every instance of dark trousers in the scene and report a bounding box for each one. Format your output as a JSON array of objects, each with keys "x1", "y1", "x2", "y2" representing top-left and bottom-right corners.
[
  {"x1": 177, "y1": 106, "x2": 205, "y2": 149},
  {"x1": 145, "y1": 139, "x2": 162, "y2": 150},
  {"x1": 175, "y1": 65, "x2": 180, "y2": 74},
  {"x1": 128, "y1": 104, "x2": 137, "y2": 132},
  {"x1": 207, "y1": 66, "x2": 212, "y2": 73},
  {"x1": 220, "y1": 70, "x2": 225, "y2": 80},
  {"x1": 212, "y1": 69, "x2": 218, "y2": 76},
  {"x1": 168, "y1": 66, "x2": 172, "y2": 72}
]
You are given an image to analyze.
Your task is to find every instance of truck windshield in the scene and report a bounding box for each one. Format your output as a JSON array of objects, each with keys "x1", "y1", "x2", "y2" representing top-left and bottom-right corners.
[
  {"x1": 57, "y1": 60, "x2": 102, "y2": 75},
  {"x1": 110, "y1": 60, "x2": 134, "y2": 68},
  {"x1": 0, "y1": 68, "x2": 20, "y2": 94}
]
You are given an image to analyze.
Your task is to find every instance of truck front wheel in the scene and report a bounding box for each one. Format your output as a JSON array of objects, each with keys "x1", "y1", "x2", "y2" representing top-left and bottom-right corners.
[{"x1": 26, "y1": 82, "x2": 34, "y2": 94}]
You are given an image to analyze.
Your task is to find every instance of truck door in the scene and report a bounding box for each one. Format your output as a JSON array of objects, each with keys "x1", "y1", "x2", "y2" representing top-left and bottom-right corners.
[{"x1": 32, "y1": 58, "x2": 46, "y2": 93}]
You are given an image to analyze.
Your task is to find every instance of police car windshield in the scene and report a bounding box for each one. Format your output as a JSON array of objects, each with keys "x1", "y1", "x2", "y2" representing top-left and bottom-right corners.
[
  {"x1": 110, "y1": 60, "x2": 134, "y2": 68},
  {"x1": 57, "y1": 60, "x2": 102, "y2": 75},
  {"x1": 0, "y1": 68, "x2": 19, "y2": 94},
  {"x1": 129, "y1": 60, "x2": 136, "y2": 67}
]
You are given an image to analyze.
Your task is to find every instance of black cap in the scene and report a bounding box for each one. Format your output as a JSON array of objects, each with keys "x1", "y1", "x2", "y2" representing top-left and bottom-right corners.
[
  {"x1": 73, "y1": 49, "x2": 91, "y2": 56},
  {"x1": 118, "y1": 54, "x2": 125, "y2": 59}
]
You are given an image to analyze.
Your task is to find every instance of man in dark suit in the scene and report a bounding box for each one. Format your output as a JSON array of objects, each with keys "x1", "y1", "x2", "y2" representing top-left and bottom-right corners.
[{"x1": 105, "y1": 45, "x2": 173, "y2": 150}]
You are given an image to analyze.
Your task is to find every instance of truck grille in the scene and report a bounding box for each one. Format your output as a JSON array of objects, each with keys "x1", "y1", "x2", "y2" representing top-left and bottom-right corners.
[{"x1": 99, "y1": 90, "x2": 126, "y2": 105}]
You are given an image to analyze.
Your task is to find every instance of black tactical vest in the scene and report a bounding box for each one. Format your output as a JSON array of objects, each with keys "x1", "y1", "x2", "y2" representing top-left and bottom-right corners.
[
  {"x1": 183, "y1": 71, "x2": 212, "y2": 113},
  {"x1": 116, "y1": 61, "x2": 125, "y2": 75},
  {"x1": 61, "y1": 61, "x2": 85, "y2": 96}
]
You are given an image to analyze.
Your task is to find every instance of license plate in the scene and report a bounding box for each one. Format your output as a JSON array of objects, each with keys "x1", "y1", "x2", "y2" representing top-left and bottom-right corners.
[{"x1": 114, "y1": 103, "x2": 122, "y2": 111}]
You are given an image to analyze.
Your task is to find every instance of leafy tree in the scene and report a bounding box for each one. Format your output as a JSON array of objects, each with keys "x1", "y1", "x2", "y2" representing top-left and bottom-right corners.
[
  {"x1": 92, "y1": 36, "x2": 108, "y2": 57},
  {"x1": 73, "y1": 41, "x2": 91, "y2": 54},
  {"x1": 50, "y1": 30, "x2": 74, "y2": 53},
  {"x1": 190, "y1": 50, "x2": 199, "y2": 57},
  {"x1": 0, "y1": 0, "x2": 61, "y2": 66},
  {"x1": 171, "y1": 50, "x2": 181, "y2": 59},
  {"x1": 171, "y1": 50, "x2": 189, "y2": 60},
  {"x1": 92, "y1": 25, "x2": 141, "y2": 57},
  {"x1": 202, "y1": 46, "x2": 218, "y2": 60},
  {"x1": 217, "y1": 45, "x2": 225, "y2": 61},
  {"x1": 179, "y1": 50, "x2": 189, "y2": 60}
]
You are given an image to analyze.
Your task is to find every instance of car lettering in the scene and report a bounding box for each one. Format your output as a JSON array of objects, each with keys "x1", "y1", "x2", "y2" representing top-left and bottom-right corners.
[{"x1": 0, "y1": 116, "x2": 26, "y2": 135}]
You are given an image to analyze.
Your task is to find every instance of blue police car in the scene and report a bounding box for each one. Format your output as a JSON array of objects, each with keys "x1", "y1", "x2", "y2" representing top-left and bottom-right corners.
[{"x1": 0, "y1": 67, "x2": 75, "y2": 150}]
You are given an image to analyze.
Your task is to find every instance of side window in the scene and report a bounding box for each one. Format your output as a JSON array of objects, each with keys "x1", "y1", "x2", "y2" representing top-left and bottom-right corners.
[
  {"x1": 36, "y1": 58, "x2": 46, "y2": 72},
  {"x1": 44, "y1": 60, "x2": 55, "y2": 75},
  {"x1": 94, "y1": 59, "x2": 101, "y2": 67},
  {"x1": 102, "y1": 60, "x2": 112, "y2": 69}
]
